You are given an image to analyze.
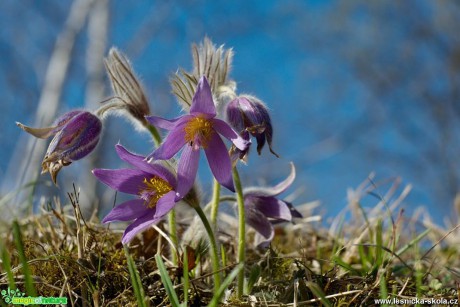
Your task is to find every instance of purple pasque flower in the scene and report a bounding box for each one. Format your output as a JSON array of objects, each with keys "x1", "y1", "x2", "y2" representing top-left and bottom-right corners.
[
  {"x1": 93, "y1": 144, "x2": 179, "y2": 244},
  {"x1": 243, "y1": 163, "x2": 302, "y2": 247},
  {"x1": 226, "y1": 95, "x2": 279, "y2": 162},
  {"x1": 146, "y1": 76, "x2": 247, "y2": 199},
  {"x1": 16, "y1": 110, "x2": 102, "y2": 184}
]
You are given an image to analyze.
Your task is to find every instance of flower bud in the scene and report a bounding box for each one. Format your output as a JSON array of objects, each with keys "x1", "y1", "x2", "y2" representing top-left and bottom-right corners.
[
  {"x1": 17, "y1": 111, "x2": 102, "y2": 184},
  {"x1": 226, "y1": 95, "x2": 279, "y2": 161},
  {"x1": 104, "y1": 48, "x2": 151, "y2": 127}
]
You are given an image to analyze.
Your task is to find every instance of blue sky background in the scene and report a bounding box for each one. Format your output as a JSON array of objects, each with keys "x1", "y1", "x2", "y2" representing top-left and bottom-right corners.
[{"x1": 1, "y1": 1, "x2": 460, "y2": 224}]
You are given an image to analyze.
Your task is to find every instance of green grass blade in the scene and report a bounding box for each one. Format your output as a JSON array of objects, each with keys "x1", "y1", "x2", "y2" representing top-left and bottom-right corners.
[
  {"x1": 0, "y1": 241, "x2": 15, "y2": 289},
  {"x1": 379, "y1": 270, "x2": 388, "y2": 302},
  {"x1": 182, "y1": 251, "x2": 189, "y2": 307},
  {"x1": 246, "y1": 264, "x2": 261, "y2": 294},
  {"x1": 155, "y1": 254, "x2": 180, "y2": 307},
  {"x1": 396, "y1": 229, "x2": 430, "y2": 256},
  {"x1": 305, "y1": 281, "x2": 332, "y2": 307},
  {"x1": 332, "y1": 255, "x2": 360, "y2": 275},
  {"x1": 124, "y1": 246, "x2": 147, "y2": 307},
  {"x1": 358, "y1": 243, "x2": 370, "y2": 272},
  {"x1": 208, "y1": 263, "x2": 244, "y2": 307},
  {"x1": 12, "y1": 220, "x2": 36, "y2": 297},
  {"x1": 375, "y1": 219, "x2": 384, "y2": 268}
]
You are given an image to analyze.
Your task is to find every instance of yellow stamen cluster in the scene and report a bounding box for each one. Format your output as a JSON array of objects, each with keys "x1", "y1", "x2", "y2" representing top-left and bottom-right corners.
[
  {"x1": 184, "y1": 117, "x2": 214, "y2": 148},
  {"x1": 141, "y1": 177, "x2": 173, "y2": 208}
]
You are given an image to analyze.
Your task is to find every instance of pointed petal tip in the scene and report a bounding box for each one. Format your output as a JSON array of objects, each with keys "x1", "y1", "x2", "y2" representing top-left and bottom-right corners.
[
  {"x1": 198, "y1": 75, "x2": 208, "y2": 84},
  {"x1": 220, "y1": 178, "x2": 235, "y2": 192},
  {"x1": 190, "y1": 75, "x2": 216, "y2": 116}
]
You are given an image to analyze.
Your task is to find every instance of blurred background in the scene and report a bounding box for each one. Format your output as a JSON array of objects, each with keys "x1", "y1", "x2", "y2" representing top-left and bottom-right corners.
[{"x1": 1, "y1": 1, "x2": 460, "y2": 224}]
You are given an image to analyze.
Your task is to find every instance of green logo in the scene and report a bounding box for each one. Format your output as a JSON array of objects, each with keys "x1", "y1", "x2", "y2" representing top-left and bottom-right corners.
[
  {"x1": 1, "y1": 287, "x2": 67, "y2": 305},
  {"x1": 1, "y1": 288, "x2": 25, "y2": 304}
]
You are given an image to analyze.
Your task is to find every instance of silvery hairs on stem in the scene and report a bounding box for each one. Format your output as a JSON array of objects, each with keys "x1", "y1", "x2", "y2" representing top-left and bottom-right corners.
[
  {"x1": 170, "y1": 37, "x2": 236, "y2": 114},
  {"x1": 101, "y1": 47, "x2": 151, "y2": 129}
]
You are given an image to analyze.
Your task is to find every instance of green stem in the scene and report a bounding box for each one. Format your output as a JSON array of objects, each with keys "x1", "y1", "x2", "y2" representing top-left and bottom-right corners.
[
  {"x1": 168, "y1": 208, "x2": 178, "y2": 266},
  {"x1": 146, "y1": 124, "x2": 162, "y2": 148},
  {"x1": 146, "y1": 122, "x2": 178, "y2": 267},
  {"x1": 210, "y1": 179, "x2": 221, "y2": 227},
  {"x1": 193, "y1": 205, "x2": 221, "y2": 292},
  {"x1": 232, "y1": 167, "x2": 245, "y2": 297}
]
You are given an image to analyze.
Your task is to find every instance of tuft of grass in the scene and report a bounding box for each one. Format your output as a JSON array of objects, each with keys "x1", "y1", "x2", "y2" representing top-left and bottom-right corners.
[
  {"x1": 0, "y1": 177, "x2": 459, "y2": 306},
  {"x1": 0, "y1": 242, "x2": 15, "y2": 289},
  {"x1": 12, "y1": 220, "x2": 37, "y2": 298},
  {"x1": 125, "y1": 246, "x2": 147, "y2": 307},
  {"x1": 155, "y1": 254, "x2": 180, "y2": 307}
]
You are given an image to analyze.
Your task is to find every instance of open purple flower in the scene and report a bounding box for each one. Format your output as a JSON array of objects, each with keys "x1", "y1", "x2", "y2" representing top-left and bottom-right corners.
[
  {"x1": 93, "y1": 144, "x2": 179, "y2": 244},
  {"x1": 226, "y1": 95, "x2": 278, "y2": 162},
  {"x1": 146, "y1": 76, "x2": 247, "y2": 199},
  {"x1": 16, "y1": 110, "x2": 102, "y2": 184},
  {"x1": 242, "y1": 163, "x2": 302, "y2": 247}
]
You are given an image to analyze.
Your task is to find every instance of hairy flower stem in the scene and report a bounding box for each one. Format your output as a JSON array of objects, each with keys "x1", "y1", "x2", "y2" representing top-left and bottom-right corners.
[
  {"x1": 146, "y1": 124, "x2": 162, "y2": 148},
  {"x1": 193, "y1": 204, "x2": 222, "y2": 292},
  {"x1": 168, "y1": 209, "x2": 178, "y2": 265},
  {"x1": 146, "y1": 122, "x2": 178, "y2": 265},
  {"x1": 232, "y1": 167, "x2": 245, "y2": 297},
  {"x1": 210, "y1": 179, "x2": 221, "y2": 227}
]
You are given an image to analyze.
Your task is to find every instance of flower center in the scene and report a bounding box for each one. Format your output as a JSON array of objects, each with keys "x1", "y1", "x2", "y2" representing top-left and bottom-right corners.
[
  {"x1": 139, "y1": 176, "x2": 172, "y2": 208},
  {"x1": 184, "y1": 117, "x2": 214, "y2": 148}
]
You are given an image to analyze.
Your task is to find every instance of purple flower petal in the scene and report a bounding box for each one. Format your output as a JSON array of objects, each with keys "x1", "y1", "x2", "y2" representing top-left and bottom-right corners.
[
  {"x1": 243, "y1": 96, "x2": 271, "y2": 131},
  {"x1": 286, "y1": 201, "x2": 303, "y2": 218},
  {"x1": 255, "y1": 133, "x2": 266, "y2": 155},
  {"x1": 145, "y1": 115, "x2": 184, "y2": 130},
  {"x1": 115, "y1": 144, "x2": 149, "y2": 166},
  {"x1": 53, "y1": 110, "x2": 85, "y2": 127},
  {"x1": 102, "y1": 199, "x2": 149, "y2": 223},
  {"x1": 244, "y1": 162, "x2": 295, "y2": 197},
  {"x1": 245, "y1": 203, "x2": 274, "y2": 242},
  {"x1": 115, "y1": 144, "x2": 177, "y2": 187},
  {"x1": 204, "y1": 133, "x2": 234, "y2": 192},
  {"x1": 253, "y1": 233, "x2": 272, "y2": 248},
  {"x1": 49, "y1": 112, "x2": 102, "y2": 161},
  {"x1": 121, "y1": 214, "x2": 157, "y2": 244},
  {"x1": 212, "y1": 118, "x2": 248, "y2": 151},
  {"x1": 176, "y1": 144, "x2": 200, "y2": 200},
  {"x1": 152, "y1": 191, "x2": 177, "y2": 218},
  {"x1": 92, "y1": 168, "x2": 148, "y2": 195},
  {"x1": 190, "y1": 76, "x2": 216, "y2": 117},
  {"x1": 120, "y1": 192, "x2": 178, "y2": 244},
  {"x1": 148, "y1": 122, "x2": 188, "y2": 160},
  {"x1": 226, "y1": 98, "x2": 245, "y2": 132},
  {"x1": 246, "y1": 196, "x2": 292, "y2": 221}
]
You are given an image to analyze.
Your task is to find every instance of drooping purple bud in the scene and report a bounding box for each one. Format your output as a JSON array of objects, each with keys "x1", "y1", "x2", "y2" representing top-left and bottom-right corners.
[
  {"x1": 226, "y1": 95, "x2": 279, "y2": 161},
  {"x1": 17, "y1": 111, "x2": 102, "y2": 184},
  {"x1": 242, "y1": 163, "x2": 301, "y2": 247}
]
